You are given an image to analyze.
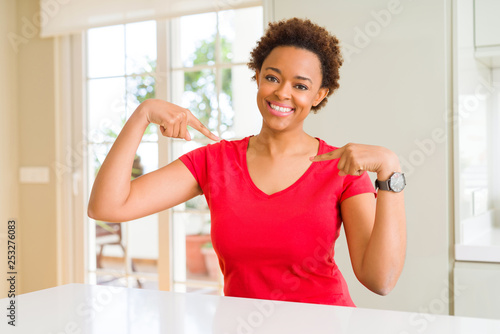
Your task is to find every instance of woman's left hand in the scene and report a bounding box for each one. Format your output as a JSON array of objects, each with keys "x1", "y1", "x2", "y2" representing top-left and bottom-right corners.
[{"x1": 310, "y1": 143, "x2": 401, "y2": 179}]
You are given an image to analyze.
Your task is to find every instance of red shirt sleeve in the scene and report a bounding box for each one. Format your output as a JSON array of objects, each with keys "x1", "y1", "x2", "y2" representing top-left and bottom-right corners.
[
  {"x1": 178, "y1": 145, "x2": 209, "y2": 191},
  {"x1": 340, "y1": 171, "x2": 377, "y2": 202}
]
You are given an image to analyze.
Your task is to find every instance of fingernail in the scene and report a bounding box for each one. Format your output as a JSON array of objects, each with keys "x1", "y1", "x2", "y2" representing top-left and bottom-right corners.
[{"x1": 309, "y1": 156, "x2": 316, "y2": 161}]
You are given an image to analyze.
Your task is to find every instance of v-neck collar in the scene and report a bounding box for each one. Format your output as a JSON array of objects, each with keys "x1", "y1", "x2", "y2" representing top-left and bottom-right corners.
[{"x1": 242, "y1": 136, "x2": 323, "y2": 199}]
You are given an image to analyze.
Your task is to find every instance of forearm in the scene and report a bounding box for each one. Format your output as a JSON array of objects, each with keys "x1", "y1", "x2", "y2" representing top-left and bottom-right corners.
[
  {"x1": 88, "y1": 103, "x2": 150, "y2": 219},
  {"x1": 360, "y1": 190, "x2": 406, "y2": 294},
  {"x1": 360, "y1": 168, "x2": 406, "y2": 295}
]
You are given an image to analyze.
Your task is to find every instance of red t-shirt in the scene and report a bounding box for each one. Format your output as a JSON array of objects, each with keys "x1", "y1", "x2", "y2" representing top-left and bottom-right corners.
[{"x1": 179, "y1": 136, "x2": 376, "y2": 306}]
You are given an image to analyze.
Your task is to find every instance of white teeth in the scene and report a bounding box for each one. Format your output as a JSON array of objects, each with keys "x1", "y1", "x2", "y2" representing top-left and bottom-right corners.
[{"x1": 269, "y1": 102, "x2": 293, "y2": 113}]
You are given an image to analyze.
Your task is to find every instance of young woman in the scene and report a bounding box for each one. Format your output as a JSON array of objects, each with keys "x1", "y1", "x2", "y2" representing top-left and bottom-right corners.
[{"x1": 88, "y1": 18, "x2": 406, "y2": 307}]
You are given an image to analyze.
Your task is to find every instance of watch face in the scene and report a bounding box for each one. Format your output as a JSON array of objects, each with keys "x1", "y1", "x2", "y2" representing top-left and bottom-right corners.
[{"x1": 389, "y1": 172, "x2": 406, "y2": 192}]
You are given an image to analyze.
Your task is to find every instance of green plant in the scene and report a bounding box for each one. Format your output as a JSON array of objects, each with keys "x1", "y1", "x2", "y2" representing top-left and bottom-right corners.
[
  {"x1": 202, "y1": 241, "x2": 213, "y2": 249},
  {"x1": 184, "y1": 35, "x2": 234, "y2": 136}
]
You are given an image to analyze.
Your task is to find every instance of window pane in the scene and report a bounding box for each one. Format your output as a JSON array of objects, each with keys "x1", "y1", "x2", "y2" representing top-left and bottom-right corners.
[
  {"x1": 171, "y1": 139, "x2": 204, "y2": 161},
  {"x1": 219, "y1": 68, "x2": 234, "y2": 135},
  {"x1": 88, "y1": 77, "x2": 126, "y2": 144},
  {"x1": 459, "y1": 95, "x2": 489, "y2": 219},
  {"x1": 88, "y1": 141, "x2": 158, "y2": 193},
  {"x1": 172, "y1": 211, "x2": 211, "y2": 282},
  {"x1": 87, "y1": 25, "x2": 125, "y2": 78},
  {"x1": 185, "y1": 194, "x2": 209, "y2": 211},
  {"x1": 89, "y1": 143, "x2": 112, "y2": 180},
  {"x1": 172, "y1": 69, "x2": 218, "y2": 138},
  {"x1": 127, "y1": 75, "x2": 156, "y2": 109},
  {"x1": 86, "y1": 19, "x2": 161, "y2": 292},
  {"x1": 90, "y1": 142, "x2": 159, "y2": 280},
  {"x1": 220, "y1": 66, "x2": 262, "y2": 139},
  {"x1": 136, "y1": 141, "x2": 158, "y2": 175},
  {"x1": 128, "y1": 214, "x2": 159, "y2": 277},
  {"x1": 218, "y1": 7, "x2": 263, "y2": 64},
  {"x1": 125, "y1": 21, "x2": 157, "y2": 75},
  {"x1": 172, "y1": 12, "x2": 217, "y2": 67},
  {"x1": 126, "y1": 75, "x2": 158, "y2": 142}
]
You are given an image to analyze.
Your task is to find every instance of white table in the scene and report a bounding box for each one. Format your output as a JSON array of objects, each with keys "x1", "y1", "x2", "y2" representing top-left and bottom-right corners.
[{"x1": 1, "y1": 283, "x2": 499, "y2": 333}]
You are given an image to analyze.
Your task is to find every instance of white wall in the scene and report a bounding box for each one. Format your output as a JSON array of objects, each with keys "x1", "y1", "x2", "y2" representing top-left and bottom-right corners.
[
  {"x1": 0, "y1": 0, "x2": 20, "y2": 299},
  {"x1": 273, "y1": 0, "x2": 452, "y2": 313}
]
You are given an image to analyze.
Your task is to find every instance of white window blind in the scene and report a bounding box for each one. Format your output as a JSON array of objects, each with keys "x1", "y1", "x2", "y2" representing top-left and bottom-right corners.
[{"x1": 40, "y1": 0, "x2": 261, "y2": 37}]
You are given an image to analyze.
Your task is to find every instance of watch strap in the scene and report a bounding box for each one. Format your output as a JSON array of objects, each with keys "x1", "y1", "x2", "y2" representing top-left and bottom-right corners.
[{"x1": 375, "y1": 178, "x2": 391, "y2": 191}]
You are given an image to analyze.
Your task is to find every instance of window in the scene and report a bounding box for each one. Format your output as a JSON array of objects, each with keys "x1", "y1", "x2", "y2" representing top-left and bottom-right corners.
[
  {"x1": 454, "y1": 1, "x2": 500, "y2": 262},
  {"x1": 86, "y1": 21, "x2": 160, "y2": 289},
  {"x1": 85, "y1": 7, "x2": 263, "y2": 294},
  {"x1": 169, "y1": 7, "x2": 263, "y2": 293}
]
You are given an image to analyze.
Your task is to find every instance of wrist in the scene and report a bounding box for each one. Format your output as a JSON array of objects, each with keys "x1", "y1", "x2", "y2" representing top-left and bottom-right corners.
[
  {"x1": 132, "y1": 100, "x2": 152, "y2": 128},
  {"x1": 376, "y1": 151, "x2": 401, "y2": 180}
]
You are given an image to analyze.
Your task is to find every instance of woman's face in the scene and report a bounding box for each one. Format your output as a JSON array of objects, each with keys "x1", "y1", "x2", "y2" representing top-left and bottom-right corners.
[{"x1": 255, "y1": 46, "x2": 328, "y2": 133}]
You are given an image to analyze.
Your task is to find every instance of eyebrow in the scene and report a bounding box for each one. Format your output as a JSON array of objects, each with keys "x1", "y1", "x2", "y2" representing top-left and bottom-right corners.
[{"x1": 265, "y1": 67, "x2": 313, "y2": 84}]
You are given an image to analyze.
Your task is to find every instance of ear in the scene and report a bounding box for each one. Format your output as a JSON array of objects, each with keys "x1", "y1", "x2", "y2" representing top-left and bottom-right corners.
[
  {"x1": 312, "y1": 87, "x2": 329, "y2": 107},
  {"x1": 255, "y1": 70, "x2": 260, "y2": 87}
]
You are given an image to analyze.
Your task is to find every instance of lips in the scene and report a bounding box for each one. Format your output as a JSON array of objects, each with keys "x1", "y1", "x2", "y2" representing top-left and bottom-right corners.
[{"x1": 267, "y1": 101, "x2": 294, "y2": 117}]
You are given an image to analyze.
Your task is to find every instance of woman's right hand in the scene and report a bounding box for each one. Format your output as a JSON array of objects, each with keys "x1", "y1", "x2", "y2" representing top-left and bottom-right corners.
[{"x1": 141, "y1": 99, "x2": 220, "y2": 141}]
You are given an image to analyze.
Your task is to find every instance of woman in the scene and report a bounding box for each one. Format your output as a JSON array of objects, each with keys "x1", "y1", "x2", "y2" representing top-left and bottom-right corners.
[{"x1": 88, "y1": 18, "x2": 406, "y2": 307}]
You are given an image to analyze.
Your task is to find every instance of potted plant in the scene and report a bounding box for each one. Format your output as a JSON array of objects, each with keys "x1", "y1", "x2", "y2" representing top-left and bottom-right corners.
[{"x1": 185, "y1": 222, "x2": 211, "y2": 275}]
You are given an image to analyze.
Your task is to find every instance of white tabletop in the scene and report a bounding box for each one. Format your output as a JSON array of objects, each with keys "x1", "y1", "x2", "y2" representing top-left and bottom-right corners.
[{"x1": 1, "y1": 283, "x2": 499, "y2": 333}]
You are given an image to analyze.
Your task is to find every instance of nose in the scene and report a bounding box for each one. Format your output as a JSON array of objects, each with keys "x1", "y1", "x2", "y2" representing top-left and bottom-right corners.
[{"x1": 274, "y1": 82, "x2": 291, "y2": 100}]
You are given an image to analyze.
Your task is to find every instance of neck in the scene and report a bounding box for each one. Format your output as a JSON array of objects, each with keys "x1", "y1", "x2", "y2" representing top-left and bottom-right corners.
[{"x1": 252, "y1": 124, "x2": 316, "y2": 157}]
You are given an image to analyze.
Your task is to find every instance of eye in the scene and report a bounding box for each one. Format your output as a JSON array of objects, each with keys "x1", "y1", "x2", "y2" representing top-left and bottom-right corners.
[
  {"x1": 295, "y1": 84, "x2": 308, "y2": 90},
  {"x1": 265, "y1": 75, "x2": 278, "y2": 83}
]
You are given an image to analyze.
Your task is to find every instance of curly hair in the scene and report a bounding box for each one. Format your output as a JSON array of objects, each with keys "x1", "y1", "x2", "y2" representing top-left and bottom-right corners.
[{"x1": 248, "y1": 17, "x2": 343, "y2": 112}]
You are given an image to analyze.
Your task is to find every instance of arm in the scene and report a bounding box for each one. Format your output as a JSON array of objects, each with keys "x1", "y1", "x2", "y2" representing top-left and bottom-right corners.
[
  {"x1": 311, "y1": 143, "x2": 406, "y2": 295},
  {"x1": 88, "y1": 99, "x2": 219, "y2": 223},
  {"x1": 341, "y1": 164, "x2": 406, "y2": 295}
]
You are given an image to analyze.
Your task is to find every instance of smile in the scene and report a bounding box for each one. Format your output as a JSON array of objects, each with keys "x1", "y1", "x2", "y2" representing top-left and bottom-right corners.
[{"x1": 267, "y1": 101, "x2": 294, "y2": 116}]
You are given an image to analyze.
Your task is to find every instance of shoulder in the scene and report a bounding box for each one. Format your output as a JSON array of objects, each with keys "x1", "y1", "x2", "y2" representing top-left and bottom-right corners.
[
  {"x1": 183, "y1": 137, "x2": 249, "y2": 165},
  {"x1": 315, "y1": 137, "x2": 341, "y2": 156},
  {"x1": 205, "y1": 136, "x2": 249, "y2": 153}
]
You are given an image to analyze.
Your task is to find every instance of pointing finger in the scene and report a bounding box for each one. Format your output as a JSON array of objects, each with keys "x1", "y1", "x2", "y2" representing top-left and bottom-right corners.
[
  {"x1": 309, "y1": 147, "x2": 344, "y2": 162},
  {"x1": 186, "y1": 111, "x2": 221, "y2": 141}
]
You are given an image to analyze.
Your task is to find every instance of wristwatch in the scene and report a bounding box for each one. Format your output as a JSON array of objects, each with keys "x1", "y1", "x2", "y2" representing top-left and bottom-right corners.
[{"x1": 375, "y1": 172, "x2": 406, "y2": 193}]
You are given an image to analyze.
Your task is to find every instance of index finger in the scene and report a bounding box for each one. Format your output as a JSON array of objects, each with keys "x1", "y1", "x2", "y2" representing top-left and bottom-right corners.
[
  {"x1": 310, "y1": 147, "x2": 345, "y2": 162},
  {"x1": 186, "y1": 111, "x2": 221, "y2": 141}
]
